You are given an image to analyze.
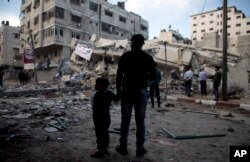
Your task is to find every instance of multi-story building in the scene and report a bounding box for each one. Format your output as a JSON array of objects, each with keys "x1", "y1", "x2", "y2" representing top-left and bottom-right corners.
[
  {"x1": 0, "y1": 21, "x2": 22, "y2": 79},
  {"x1": 20, "y1": 0, "x2": 148, "y2": 81},
  {"x1": 191, "y1": 6, "x2": 250, "y2": 41}
]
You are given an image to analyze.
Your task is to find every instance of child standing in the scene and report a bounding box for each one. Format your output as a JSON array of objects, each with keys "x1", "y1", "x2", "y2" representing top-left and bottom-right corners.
[{"x1": 91, "y1": 77, "x2": 119, "y2": 158}]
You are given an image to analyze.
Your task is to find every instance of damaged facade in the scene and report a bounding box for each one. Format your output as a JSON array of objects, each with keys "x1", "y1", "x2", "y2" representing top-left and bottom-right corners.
[{"x1": 19, "y1": 0, "x2": 148, "y2": 81}]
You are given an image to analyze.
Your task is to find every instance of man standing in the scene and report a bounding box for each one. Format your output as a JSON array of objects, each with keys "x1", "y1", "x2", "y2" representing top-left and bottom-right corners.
[
  {"x1": 0, "y1": 69, "x2": 4, "y2": 87},
  {"x1": 149, "y1": 63, "x2": 161, "y2": 108},
  {"x1": 116, "y1": 34, "x2": 155, "y2": 157},
  {"x1": 183, "y1": 67, "x2": 194, "y2": 97},
  {"x1": 199, "y1": 68, "x2": 207, "y2": 96},
  {"x1": 213, "y1": 66, "x2": 222, "y2": 101}
]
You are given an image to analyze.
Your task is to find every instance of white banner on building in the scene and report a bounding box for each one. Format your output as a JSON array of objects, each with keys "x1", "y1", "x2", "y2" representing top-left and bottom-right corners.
[
  {"x1": 24, "y1": 63, "x2": 35, "y2": 70},
  {"x1": 74, "y1": 44, "x2": 92, "y2": 61}
]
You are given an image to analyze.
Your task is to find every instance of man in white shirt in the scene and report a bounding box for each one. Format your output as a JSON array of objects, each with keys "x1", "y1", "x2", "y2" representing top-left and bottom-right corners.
[
  {"x1": 198, "y1": 68, "x2": 207, "y2": 95},
  {"x1": 184, "y1": 67, "x2": 194, "y2": 97}
]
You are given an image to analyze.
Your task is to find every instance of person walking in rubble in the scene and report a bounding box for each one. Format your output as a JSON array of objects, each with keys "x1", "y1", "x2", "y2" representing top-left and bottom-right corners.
[
  {"x1": 184, "y1": 67, "x2": 194, "y2": 97},
  {"x1": 199, "y1": 67, "x2": 207, "y2": 96},
  {"x1": 213, "y1": 66, "x2": 222, "y2": 101},
  {"x1": 116, "y1": 34, "x2": 156, "y2": 157},
  {"x1": 91, "y1": 77, "x2": 119, "y2": 158},
  {"x1": 149, "y1": 62, "x2": 161, "y2": 108},
  {"x1": 18, "y1": 70, "x2": 25, "y2": 86}
]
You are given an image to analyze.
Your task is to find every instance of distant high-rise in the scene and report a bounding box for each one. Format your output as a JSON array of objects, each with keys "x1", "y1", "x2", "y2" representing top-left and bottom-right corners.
[{"x1": 191, "y1": 6, "x2": 250, "y2": 41}]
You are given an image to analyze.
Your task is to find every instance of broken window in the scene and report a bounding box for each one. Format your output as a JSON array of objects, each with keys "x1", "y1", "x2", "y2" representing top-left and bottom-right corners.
[
  {"x1": 89, "y1": 1, "x2": 98, "y2": 12},
  {"x1": 140, "y1": 25, "x2": 147, "y2": 31},
  {"x1": 209, "y1": 21, "x2": 213, "y2": 24},
  {"x1": 105, "y1": 10, "x2": 113, "y2": 17},
  {"x1": 72, "y1": 32, "x2": 81, "y2": 39},
  {"x1": 201, "y1": 22, "x2": 205, "y2": 25},
  {"x1": 70, "y1": 0, "x2": 81, "y2": 5},
  {"x1": 247, "y1": 31, "x2": 250, "y2": 34},
  {"x1": 193, "y1": 17, "x2": 197, "y2": 20},
  {"x1": 236, "y1": 15, "x2": 241, "y2": 19},
  {"x1": 119, "y1": 16, "x2": 126, "y2": 23},
  {"x1": 56, "y1": 7, "x2": 64, "y2": 19},
  {"x1": 26, "y1": 4, "x2": 31, "y2": 13},
  {"x1": 33, "y1": 0, "x2": 40, "y2": 9},
  {"x1": 209, "y1": 28, "x2": 213, "y2": 31},
  {"x1": 14, "y1": 33, "x2": 20, "y2": 38},
  {"x1": 236, "y1": 32, "x2": 241, "y2": 35},
  {"x1": 236, "y1": 23, "x2": 241, "y2": 27},
  {"x1": 34, "y1": 16, "x2": 39, "y2": 25},
  {"x1": 201, "y1": 29, "x2": 205, "y2": 32},
  {"x1": 71, "y1": 14, "x2": 81, "y2": 23},
  {"x1": 102, "y1": 22, "x2": 114, "y2": 33}
]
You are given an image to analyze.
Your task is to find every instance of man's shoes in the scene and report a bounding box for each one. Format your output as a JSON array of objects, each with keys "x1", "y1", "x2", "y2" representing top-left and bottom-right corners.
[
  {"x1": 90, "y1": 150, "x2": 104, "y2": 158},
  {"x1": 136, "y1": 147, "x2": 147, "y2": 157},
  {"x1": 115, "y1": 145, "x2": 128, "y2": 155}
]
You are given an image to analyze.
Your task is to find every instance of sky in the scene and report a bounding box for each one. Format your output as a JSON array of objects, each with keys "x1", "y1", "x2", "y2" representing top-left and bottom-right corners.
[{"x1": 0, "y1": 0, "x2": 250, "y2": 39}]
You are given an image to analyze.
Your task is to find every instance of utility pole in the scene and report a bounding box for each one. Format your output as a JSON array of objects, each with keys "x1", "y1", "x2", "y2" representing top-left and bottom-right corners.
[
  {"x1": 29, "y1": 29, "x2": 37, "y2": 82},
  {"x1": 222, "y1": 0, "x2": 228, "y2": 100},
  {"x1": 164, "y1": 41, "x2": 168, "y2": 93},
  {"x1": 98, "y1": 4, "x2": 102, "y2": 37}
]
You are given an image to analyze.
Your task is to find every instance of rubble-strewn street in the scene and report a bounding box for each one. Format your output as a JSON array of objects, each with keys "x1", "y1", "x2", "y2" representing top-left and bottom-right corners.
[{"x1": 1, "y1": 80, "x2": 249, "y2": 162}]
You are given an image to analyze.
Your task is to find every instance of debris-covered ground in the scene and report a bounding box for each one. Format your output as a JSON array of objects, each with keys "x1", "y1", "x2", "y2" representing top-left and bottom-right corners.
[{"x1": 0, "y1": 81, "x2": 250, "y2": 162}]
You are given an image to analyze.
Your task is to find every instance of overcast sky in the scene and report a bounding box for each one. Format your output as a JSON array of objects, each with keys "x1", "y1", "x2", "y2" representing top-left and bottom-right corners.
[{"x1": 0, "y1": 0, "x2": 249, "y2": 39}]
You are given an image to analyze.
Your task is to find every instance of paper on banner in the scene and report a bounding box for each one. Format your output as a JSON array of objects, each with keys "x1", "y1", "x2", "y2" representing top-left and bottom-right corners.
[{"x1": 74, "y1": 44, "x2": 92, "y2": 61}]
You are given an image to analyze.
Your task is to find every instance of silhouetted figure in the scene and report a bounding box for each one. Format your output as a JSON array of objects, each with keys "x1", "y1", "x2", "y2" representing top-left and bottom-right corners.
[
  {"x1": 91, "y1": 78, "x2": 119, "y2": 158},
  {"x1": 213, "y1": 66, "x2": 222, "y2": 101},
  {"x1": 18, "y1": 70, "x2": 25, "y2": 86},
  {"x1": 149, "y1": 63, "x2": 161, "y2": 108},
  {"x1": 116, "y1": 34, "x2": 155, "y2": 157},
  {"x1": 0, "y1": 69, "x2": 4, "y2": 87}
]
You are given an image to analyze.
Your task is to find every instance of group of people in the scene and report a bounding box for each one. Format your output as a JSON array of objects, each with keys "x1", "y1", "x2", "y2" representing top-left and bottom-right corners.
[
  {"x1": 183, "y1": 65, "x2": 222, "y2": 101},
  {"x1": 18, "y1": 70, "x2": 30, "y2": 86},
  {"x1": 91, "y1": 34, "x2": 160, "y2": 158}
]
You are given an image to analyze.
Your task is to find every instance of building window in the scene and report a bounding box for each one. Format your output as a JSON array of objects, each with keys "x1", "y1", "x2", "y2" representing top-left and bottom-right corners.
[
  {"x1": 14, "y1": 33, "x2": 20, "y2": 38},
  {"x1": 102, "y1": 22, "x2": 113, "y2": 33},
  {"x1": 246, "y1": 31, "x2": 250, "y2": 34},
  {"x1": 119, "y1": 16, "x2": 126, "y2": 23},
  {"x1": 89, "y1": 1, "x2": 98, "y2": 12},
  {"x1": 26, "y1": 4, "x2": 31, "y2": 13},
  {"x1": 236, "y1": 32, "x2": 241, "y2": 35},
  {"x1": 227, "y1": 25, "x2": 231, "y2": 28},
  {"x1": 193, "y1": 30, "x2": 197, "y2": 33},
  {"x1": 247, "y1": 22, "x2": 250, "y2": 25},
  {"x1": 27, "y1": 21, "x2": 30, "y2": 29},
  {"x1": 209, "y1": 28, "x2": 213, "y2": 31},
  {"x1": 140, "y1": 25, "x2": 147, "y2": 31},
  {"x1": 72, "y1": 32, "x2": 80, "y2": 39},
  {"x1": 193, "y1": 38, "x2": 196, "y2": 41},
  {"x1": 56, "y1": 7, "x2": 64, "y2": 19},
  {"x1": 227, "y1": 9, "x2": 231, "y2": 12},
  {"x1": 217, "y1": 22, "x2": 219, "y2": 25},
  {"x1": 210, "y1": 13, "x2": 214, "y2": 16},
  {"x1": 227, "y1": 17, "x2": 231, "y2": 20},
  {"x1": 201, "y1": 22, "x2": 205, "y2": 25},
  {"x1": 33, "y1": 0, "x2": 40, "y2": 9},
  {"x1": 105, "y1": 10, "x2": 113, "y2": 17},
  {"x1": 236, "y1": 23, "x2": 241, "y2": 27},
  {"x1": 193, "y1": 17, "x2": 197, "y2": 20},
  {"x1": 217, "y1": 15, "x2": 219, "y2": 18},
  {"x1": 228, "y1": 33, "x2": 230, "y2": 36},
  {"x1": 220, "y1": 21, "x2": 222, "y2": 25},
  {"x1": 70, "y1": 0, "x2": 80, "y2": 5},
  {"x1": 201, "y1": 15, "x2": 205, "y2": 18},
  {"x1": 236, "y1": 15, "x2": 241, "y2": 19},
  {"x1": 34, "y1": 16, "x2": 39, "y2": 25},
  {"x1": 209, "y1": 21, "x2": 214, "y2": 24},
  {"x1": 201, "y1": 29, "x2": 205, "y2": 32},
  {"x1": 220, "y1": 29, "x2": 222, "y2": 33},
  {"x1": 193, "y1": 24, "x2": 197, "y2": 26},
  {"x1": 71, "y1": 14, "x2": 81, "y2": 23}
]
